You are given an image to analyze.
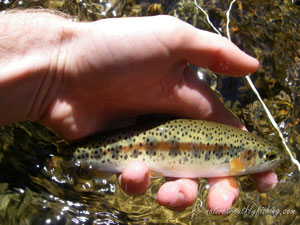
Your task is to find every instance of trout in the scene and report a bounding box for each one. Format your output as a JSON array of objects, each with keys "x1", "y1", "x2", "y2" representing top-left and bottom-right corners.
[{"x1": 67, "y1": 119, "x2": 283, "y2": 178}]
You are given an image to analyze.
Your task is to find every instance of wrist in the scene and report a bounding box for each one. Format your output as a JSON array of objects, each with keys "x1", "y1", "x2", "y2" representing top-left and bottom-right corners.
[{"x1": 0, "y1": 10, "x2": 75, "y2": 125}]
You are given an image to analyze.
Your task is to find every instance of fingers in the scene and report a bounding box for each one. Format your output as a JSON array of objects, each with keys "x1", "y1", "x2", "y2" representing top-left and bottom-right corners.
[
  {"x1": 119, "y1": 161, "x2": 198, "y2": 210},
  {"x1": 93, "y1": 15, "x2": 259, "y2": 77},
  {"x1": 157, "y1": 178, "x2": 199, "y2": 211},
  {"x1": 179, "y1": 23, "x2": 259, "y2": 76},
  {"x1": 119, "y1": 162, "x2": 277, "y2": 213},
  {"x1": 119, "y1": 161, "x2": 150, "y2": 195},
  {"x1": 250, "y1": 170, "x2": 278, "y2": 193},
  {"x1": 207, "y1": 177, "x2": 239, "y2": 214},
  {"x1": 206, "y1": 172, "x2": 278, "y2": 214}
]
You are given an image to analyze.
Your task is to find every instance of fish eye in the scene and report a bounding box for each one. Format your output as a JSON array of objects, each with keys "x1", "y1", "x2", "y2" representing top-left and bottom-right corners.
[{"x1": 265, "y1": 150, "x2": 278, "y2": 161}]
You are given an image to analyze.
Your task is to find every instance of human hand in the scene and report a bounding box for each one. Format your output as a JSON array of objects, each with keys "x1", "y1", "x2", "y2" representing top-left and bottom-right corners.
[
  {"x1": 52, "y1": 16, "x2": 275, "y2": 212},
  {"x1": 0, "y1": 13, "x2": 278, "y2": 212}
]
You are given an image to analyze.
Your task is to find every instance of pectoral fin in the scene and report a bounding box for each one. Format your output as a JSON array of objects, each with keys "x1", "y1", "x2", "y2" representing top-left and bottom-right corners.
[{"x1": 230, "y1": 158, "x2": 245, "y2": 175}]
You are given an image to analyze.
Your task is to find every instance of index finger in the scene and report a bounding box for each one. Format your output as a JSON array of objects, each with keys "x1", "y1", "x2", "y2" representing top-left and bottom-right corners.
[
  {"x1": 184, "y1": 29, "x2": 259, "y2": 76},
  {"x1": 153, "y1": 16, "x2": 259, "y2": 76}
]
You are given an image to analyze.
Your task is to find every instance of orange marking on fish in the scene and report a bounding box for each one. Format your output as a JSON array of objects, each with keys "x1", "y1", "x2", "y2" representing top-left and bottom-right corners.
[
  {"x1": 230, "y1": 158, "x2": 245, "y2": 174},
  {"x1": 119, "y1": 142, "x2": 230, "y2": 152}
]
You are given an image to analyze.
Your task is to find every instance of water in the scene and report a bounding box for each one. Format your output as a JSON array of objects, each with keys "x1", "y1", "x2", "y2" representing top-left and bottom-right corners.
[{"x1": 0, "y1": 0, "x2": 299, "y2": 224}]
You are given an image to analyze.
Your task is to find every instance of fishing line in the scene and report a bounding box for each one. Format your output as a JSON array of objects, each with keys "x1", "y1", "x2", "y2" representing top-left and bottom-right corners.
[{"x1": 194, "y1": 0, "x2": 300, "y2": 171}]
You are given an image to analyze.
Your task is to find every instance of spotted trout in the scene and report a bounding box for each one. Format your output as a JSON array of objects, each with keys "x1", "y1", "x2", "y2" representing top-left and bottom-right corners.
[{"x1": 67, "y1": 119, "x2": 282, "y2": 178}]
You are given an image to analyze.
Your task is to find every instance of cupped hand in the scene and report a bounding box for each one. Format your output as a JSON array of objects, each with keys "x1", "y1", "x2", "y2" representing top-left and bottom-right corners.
[{"x1": 38, "y1": 15, "x2": 277, "y2": 212}]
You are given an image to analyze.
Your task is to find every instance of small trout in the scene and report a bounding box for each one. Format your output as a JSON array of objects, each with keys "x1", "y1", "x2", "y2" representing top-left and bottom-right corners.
[{"x1": 67, "y1": 119, "x2": 282, "y2": 178}]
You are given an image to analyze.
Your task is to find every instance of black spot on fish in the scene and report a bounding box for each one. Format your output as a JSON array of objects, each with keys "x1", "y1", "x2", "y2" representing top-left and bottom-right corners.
[
  {"x1": 111, "y1": 148, "x2": 120, "y2": 160},
  {"x1": 215, "y1": 149, "x2": 223, "y2": 159},
  {"x1": 192, "y1": 147, "x2": 201, "y2": 159},
  {"x1": 131, "y1": 149, "x2": 139, "y2": 158},
  {"x1": 169, "y1": 140, "x2": 180, "y2": 157},
  {"x1": 229, "y1": 148, "x2": 236, "y2": 157},
  {"x1": 94, "y1": 150, "x2": 103, "y2": 159},
  {"x1": 258, "y1": 150, "x2": 263, "y2": 158},
  {"x1": 146, "y1": 138, "x2": 156, "y2": 156},
  {"x1": 205, "y1": 151, "x2": 211, "y2": 161}
]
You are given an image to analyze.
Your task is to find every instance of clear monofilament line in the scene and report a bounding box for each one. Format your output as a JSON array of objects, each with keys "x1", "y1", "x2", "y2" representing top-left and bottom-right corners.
[
  {"x1": 194, "y1": 0, "x2": 300, "y2": 171},
  {"x1": 245, "y1": 76, "x2": 300, "y2": 170},
  {"x1": 193, "y1": 0, "x2": 221, "y2": 35},
  {"x1": 225, "y1": 0, "x2": 236, "y2": 39}
]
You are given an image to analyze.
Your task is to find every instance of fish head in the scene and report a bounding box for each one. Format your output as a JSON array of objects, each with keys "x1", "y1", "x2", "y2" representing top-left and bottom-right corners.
[
  {"x1": 245, "y1": 144, "x2": 283, "y2": 174},
  {"x1": 230, "y1": 144, "x2": 283, "y2": 175}
]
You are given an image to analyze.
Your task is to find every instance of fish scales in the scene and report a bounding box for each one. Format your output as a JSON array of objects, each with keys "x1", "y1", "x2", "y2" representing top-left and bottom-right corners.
[{"x1": 68, "y1": 119, "x2": 282, "y2": 178}]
